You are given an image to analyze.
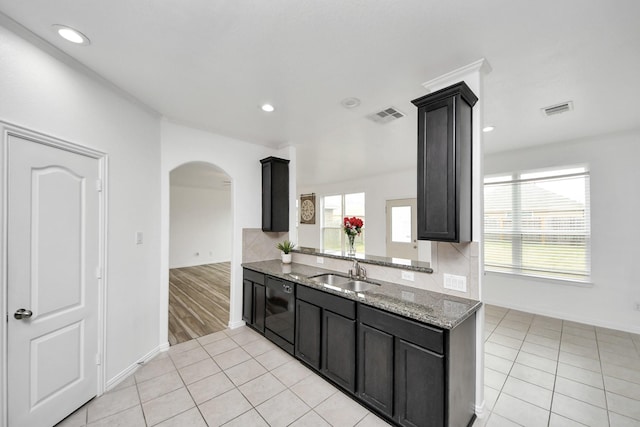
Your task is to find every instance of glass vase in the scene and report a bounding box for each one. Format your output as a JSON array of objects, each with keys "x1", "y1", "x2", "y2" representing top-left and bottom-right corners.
[{"x1": 347, "y1": 234, "x2": 356, "y2": 255}]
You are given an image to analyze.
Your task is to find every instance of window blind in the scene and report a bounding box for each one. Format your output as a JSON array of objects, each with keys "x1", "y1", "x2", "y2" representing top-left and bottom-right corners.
[{"x1": 484, "y1": 169, "x2": 591, "y2": 282}]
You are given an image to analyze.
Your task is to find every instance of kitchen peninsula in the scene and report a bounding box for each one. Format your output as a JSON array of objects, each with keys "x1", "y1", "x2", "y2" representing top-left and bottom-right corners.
[{"x1": 242, "y1": 254, "x2": 481, "y2": 427}]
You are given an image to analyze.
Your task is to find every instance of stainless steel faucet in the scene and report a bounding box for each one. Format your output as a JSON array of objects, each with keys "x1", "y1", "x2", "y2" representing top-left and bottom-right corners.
[{"x1": 349, "y1": 259, "x2": 366, "y2": 280}]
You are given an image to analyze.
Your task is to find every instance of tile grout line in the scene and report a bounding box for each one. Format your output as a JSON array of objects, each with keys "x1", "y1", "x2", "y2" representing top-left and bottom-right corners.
[
  {"x1": 489, "y1": 308, "x2": 531, "y2": 427},
  {"x1": 594, "y1": 330, "x2": 640, "y2": 424},
  {"x1": 481, "y1": 307, "x2": 508, "y2": 424},
  {"x1": 132, "y1": 362, "x2": 150, "y2": 427},
  {"x1": 545, "y1": 318, "x2": 562, "y2": 427},
  {"x1": 169, "y1": 339, "x2": 210, "y2": 427},
  {"x1": 84, "y1": 380, "x2": 144, "y2": 425},
  {"x1": 593, "y1": 326, "x2": 613, "y2": 427}
]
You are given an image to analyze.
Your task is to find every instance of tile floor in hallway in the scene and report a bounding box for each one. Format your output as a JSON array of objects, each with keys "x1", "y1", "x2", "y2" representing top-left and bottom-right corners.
[
  {"x1": 478, "y1": 305, "x2": 640, "y2": 427},
  {"x1": 57, "y1": 326, "x2": 391, "y2": 427},
  {"x1": 57, "y1": 305, "x2": 640, "y2": 427}
]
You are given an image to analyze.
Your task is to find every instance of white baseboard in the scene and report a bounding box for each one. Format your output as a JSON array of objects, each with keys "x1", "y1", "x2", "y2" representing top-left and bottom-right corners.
[
  {"x1": 228, "y1": 319, "x2": 246, "y2": 329},
  {"x1": 475, "y1": 400, "x2": 486, "y2": 418},
  {"x1": 105, "y1": 344, "x2": 165, "y2": 391},
  {"x1": 484, "y1": 298, "x2": 640, "y2": 335}
]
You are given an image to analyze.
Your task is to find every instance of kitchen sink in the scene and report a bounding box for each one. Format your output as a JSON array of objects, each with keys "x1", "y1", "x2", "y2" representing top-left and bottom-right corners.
[
  {"x1": 340, "y1": 280, "x2": 379, "y2": 292},
  {"x1": 309, "y1": 273, "x2": 351, "y2": 286},
  {"x1": 308, "y1": 274, "x2": 380, "y2": 292}
]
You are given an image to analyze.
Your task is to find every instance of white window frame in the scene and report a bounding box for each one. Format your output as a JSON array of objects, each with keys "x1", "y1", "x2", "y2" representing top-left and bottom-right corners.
[
  {"x1": 320, "y1": 193, "x2": 365, "y2": 253},
  {"x1": 484, "y1": 166, "x2": 591, "y2": 283}
]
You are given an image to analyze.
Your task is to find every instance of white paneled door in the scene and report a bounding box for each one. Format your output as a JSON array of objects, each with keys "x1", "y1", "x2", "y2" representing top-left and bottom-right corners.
[{"x1": 7, "y1": 135, "x2": 100, "y2": 427}]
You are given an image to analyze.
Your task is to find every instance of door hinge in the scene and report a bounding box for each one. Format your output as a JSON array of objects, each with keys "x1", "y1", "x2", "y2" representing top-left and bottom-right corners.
[
  {"x1": 95, "y1": 353, "x2": 102, "y2": 365},
  {"x1": 95, "y1": 266, "x2": 102, "y2": 279},
  {"x1": 95, "y1": 179, "x2": 103, "y2": 192}
]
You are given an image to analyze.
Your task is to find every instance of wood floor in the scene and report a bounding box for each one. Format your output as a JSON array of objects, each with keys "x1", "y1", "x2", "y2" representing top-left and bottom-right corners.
[{"x1": 168, "y1": 262, "x2": 230, "y2": 346}]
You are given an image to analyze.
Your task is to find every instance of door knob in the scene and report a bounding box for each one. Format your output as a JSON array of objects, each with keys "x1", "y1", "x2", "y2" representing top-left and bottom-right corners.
[{"x1": 14, "y1": 309, "x2": 33, "y2": 320}]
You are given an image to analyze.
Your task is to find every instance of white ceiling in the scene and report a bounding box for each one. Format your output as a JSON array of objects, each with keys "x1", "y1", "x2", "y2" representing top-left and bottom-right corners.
[{"x1": 1, "y1": 0, "x2": 639, "y2": 186}]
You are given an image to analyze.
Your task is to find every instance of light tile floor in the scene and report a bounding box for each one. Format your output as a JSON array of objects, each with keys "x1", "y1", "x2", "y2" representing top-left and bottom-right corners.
[
  {"x1": 57, "y1": 305, "x2": 640, "y2": 427},
  {"x1": 478, "y1": 304, "x2": 640, "y2": 427},
  {"x1": 57, "y1": 326, "x2": 391, "y2": 427}
]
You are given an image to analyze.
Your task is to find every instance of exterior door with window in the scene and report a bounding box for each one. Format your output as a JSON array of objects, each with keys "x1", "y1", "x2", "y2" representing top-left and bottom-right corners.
[
  {"x1": 7, "y1": 134, "x2": 101, "y2": 427},
  {"x1": 386, "y1": 198, "x2": 418, "y2": 259}
]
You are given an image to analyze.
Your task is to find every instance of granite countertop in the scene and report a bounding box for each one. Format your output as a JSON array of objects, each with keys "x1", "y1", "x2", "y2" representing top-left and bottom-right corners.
[
  {"x1": 242, "y1": 260, "x2": 481, "y2": 330},
  {"x1": 293, "y1": 246, "x2": 434, "y2": 274}
]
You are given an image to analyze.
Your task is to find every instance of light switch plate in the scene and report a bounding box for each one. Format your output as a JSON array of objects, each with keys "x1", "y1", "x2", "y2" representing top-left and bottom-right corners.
[{"x1": 135, "y1": 231, "x2": 143, "y2": 245}]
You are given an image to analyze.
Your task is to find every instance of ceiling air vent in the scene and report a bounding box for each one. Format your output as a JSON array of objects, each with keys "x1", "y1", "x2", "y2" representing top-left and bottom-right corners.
[
  {"x1": 542, "y1": 101, "x2": 573, "y2": 117},
  {"x1": 367, "y1": 107, "x2": 405, "y2": 124}
]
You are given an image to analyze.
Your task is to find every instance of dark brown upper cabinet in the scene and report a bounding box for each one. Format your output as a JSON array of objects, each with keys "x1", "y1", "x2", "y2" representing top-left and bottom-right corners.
[
  {"x1": 412, "y1": 82, "x2": 478, "y2": 242},
  {"x1": 260, "y1": 157, "x2": 289, "y2": 232}
]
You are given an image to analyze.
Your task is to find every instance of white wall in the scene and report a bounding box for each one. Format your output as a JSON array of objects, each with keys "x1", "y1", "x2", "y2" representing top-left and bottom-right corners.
[
  {"x1": 169, "y1": 185, "x2": 232, "y2": 268},
  {"x1": 160, "y1": 120, "x2": 291, "y2": 335},
  {"x1": 297, "y1": 168, "x2": 430, "y2": 261},
  {"x1": 0, "y1": 20, "x2": 162, "y2": 389},
  {"x1": 483, "y1": 129, "x2": 640, "y2": 334}
]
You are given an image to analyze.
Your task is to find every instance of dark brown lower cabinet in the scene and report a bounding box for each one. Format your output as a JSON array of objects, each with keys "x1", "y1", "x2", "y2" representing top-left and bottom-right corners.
[
  {"x1": 295, "y1": 299, "x2": 321, "y2": 370},
  {"x1": 252, "y1": 283, "x2": 265, "y2": 333},
  {"x1": 243, "y1": 267, "x2": 477, "y2": 427},
  {"x1": 242, "y1": 279, "x2": 252, "y2": 324},
  {"x1": 322, "y1": 310, "x2": 356, "y2": 392},
  {"x1": 395, "y1": 339, "x2": 445, "y2": 427},
  {"x1": 295, "y1": 285, "x2": 357, "y2": 393},
  {"x1": 358, "y1": 304, "x2": 475, "y2": 427},
  {"x1": 358, "y1": 323, "x2": 394, "y2": 417},
  {"x1": 242, "y1": 271, "x2": 265, "y2": 333}
]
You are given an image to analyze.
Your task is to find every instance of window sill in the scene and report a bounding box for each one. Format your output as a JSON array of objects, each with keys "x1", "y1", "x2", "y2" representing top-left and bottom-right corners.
[{"x1": 484, "y1": 270, "x2": 594, "y2": 287}]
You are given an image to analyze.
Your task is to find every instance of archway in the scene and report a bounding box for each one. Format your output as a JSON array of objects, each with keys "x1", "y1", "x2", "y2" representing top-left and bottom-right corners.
[{"x1": 168, "y1": 161, "x2": 232, "y2": 345}]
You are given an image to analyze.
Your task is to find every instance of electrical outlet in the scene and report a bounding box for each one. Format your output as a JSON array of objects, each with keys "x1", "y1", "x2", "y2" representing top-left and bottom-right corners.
[
  {"x1": 316, "y1": 257, "x2": 324, "y2": 264},
  {"x1": 401, "y1": 271, "x2": 415, "y2": 281},
  {"x1": 635, "y1": 302, "x2": 640, "y2": 311},
  {"x1": 135, "y1": 231, "x2": 143, "y2": 245},
  {"x1": 443, "y1": 274, "x2": 467, "y2": 292}
]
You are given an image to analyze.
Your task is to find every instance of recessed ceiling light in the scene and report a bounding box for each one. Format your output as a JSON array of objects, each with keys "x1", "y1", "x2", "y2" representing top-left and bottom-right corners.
[
  {"x1": 261, "y1": 104, "x2": 275, "y2": 112},
  {"x1": 52, "y1": 25, "x2": 91, "y2": 45},
  {"x1": 482, "y1": 126, "x2": 495, "y2": 133},
  {"x1": 341, "y1": 97, "x2": 361, "y2": 109}
]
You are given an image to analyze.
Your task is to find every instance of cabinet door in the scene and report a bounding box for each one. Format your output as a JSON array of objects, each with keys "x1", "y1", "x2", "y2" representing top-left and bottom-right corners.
[
  {"x1": 253, "y1": 283, "x2": 266, "y2": 333},
  {"x1": 358, "y1": 323, "x2": 394, "y2": 418},
  {"x1": 322, "y1": 310, "x2": 356, "y2": 392},
  {"x1": 295, "y1": 299, "x2": 322, "y2": 370},
  {"x1": 417, "y1": 97, "x2": 456, "y2": 241},
  {"x1": 261, "y1": 157, "x2": 289, "y2": 232},
  {"x1": 242, "y1": 280, "x2": 253, "y2": 324},
  {"x1": 395, "y1": 339, "x2": 444, "y2": 427}
]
